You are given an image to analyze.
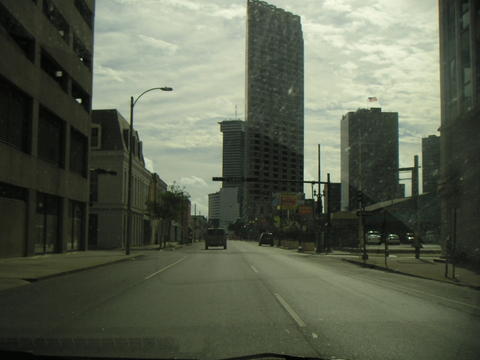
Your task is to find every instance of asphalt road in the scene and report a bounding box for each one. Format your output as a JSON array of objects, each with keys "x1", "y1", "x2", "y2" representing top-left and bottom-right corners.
[{"x1": 0, "y1": 240, "x2": 479, "y2": 360}]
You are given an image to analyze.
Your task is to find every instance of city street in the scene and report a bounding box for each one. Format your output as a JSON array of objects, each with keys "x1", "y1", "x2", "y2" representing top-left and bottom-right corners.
[{"x1": 0, "y1": 241, "x2": 479, "y2": 360}]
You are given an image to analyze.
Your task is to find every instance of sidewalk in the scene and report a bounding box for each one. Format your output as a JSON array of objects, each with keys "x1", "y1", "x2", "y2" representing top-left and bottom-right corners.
[
  {"x1": 272, "y1": 242, "x2": 480, "y2": 289},
  {"x1": 341, "y1": 255, "x2": 480, "y2": 289},
  {"x1": 0, "y1": 248, "x2": 157, "y2": 292}
]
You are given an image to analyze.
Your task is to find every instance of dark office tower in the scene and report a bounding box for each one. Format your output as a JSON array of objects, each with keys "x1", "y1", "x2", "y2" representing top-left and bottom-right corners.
[
  {"x1": 422, "y1": 135, "x2": 440, "y2": 194},
  {"x1": 244, "y1": 0, "x2": 304, "y2": 220},
  {"x1": 0, "y1": 0, "x2": 95, "y2": 258},
  {"x1": 220, "y1": 120, "x2": 245, "y2": 218},
  {"x1": 220, "y1": 120, "x2": 245, "y2": 189},
  {"x1": 438, "y1": 1, "x2": 480, "y2": 262},
  {"x1": 340, "y1": 108, "x2": 399, "y2": 211}
]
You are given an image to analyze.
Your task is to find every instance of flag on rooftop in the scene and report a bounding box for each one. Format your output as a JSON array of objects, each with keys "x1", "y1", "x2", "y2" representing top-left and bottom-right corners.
[{"x1": 368, "y1": 97, "x2": 378, "y2": 102}]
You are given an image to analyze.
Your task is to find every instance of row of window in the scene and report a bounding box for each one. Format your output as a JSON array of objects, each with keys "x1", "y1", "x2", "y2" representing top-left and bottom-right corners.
[
  {"x1": 0, "y1": 1, "x2": 92, "y2": 71},
  {"x1": 0, "y1": 75, "x2": 87, "y2": 177},
  {"x1": 0, "y1": 5, "x2": 91, "y2": 113},
  {"x1": 42, "y1": 0, "x2": 93, "y2": 69}
]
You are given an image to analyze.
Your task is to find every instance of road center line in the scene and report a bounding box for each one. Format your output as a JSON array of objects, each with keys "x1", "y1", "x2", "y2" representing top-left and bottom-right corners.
[
  {"x1": 250, "y1": 265, "x2": 259, "y2": 273},
  {"x1": 274, "y1": 293, "x2": 306, "y2": 328},
  {"x1": 145, "y1": 256, "x2": 187, "y2": 280}
]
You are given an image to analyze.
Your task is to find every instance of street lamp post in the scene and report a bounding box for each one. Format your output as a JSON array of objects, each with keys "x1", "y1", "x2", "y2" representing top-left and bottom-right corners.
[{"x1": 126, "y1": 87, "x2": 173, "y2": 255}]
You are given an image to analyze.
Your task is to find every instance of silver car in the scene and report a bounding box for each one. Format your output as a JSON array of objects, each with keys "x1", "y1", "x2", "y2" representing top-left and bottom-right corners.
[
  {"x1": 386, "y1": 233, "x2": 401, "y2": 245},
  {"x1": 366, "y1": 230, "x2": 382, "y2": 245}
]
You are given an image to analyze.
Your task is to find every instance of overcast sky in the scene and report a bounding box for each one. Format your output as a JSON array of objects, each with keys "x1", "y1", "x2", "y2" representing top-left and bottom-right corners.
[{"x1": 92, "y1": 0, "x2": 440, "y2": 216}]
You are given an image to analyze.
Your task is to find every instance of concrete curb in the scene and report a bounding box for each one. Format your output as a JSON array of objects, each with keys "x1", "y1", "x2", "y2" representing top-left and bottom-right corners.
[
  {"x1": 341, "y1": 258, "x2": 480, "y2": 291},
  {"x1": 19, "y1": 253, "x2": 147, "y2": 283}
]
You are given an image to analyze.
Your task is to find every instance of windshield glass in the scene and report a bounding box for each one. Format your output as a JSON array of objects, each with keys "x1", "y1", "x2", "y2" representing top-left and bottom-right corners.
[{"x1": 0, "y1": 1, "x2": 479, "y2": 360}]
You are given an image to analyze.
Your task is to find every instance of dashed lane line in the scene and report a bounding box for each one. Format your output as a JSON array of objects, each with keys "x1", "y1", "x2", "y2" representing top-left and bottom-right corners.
[
  {"x1": 144, "y1": 256, "x2": 187, "y2": 280},
  {"x1": 274, "y1": 293, "x2": 306, "y2": 328}
]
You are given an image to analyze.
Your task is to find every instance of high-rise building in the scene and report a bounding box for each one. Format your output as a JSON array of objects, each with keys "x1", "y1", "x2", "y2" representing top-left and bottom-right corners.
[
  {"x1": 208, "y1": 192, "x2": 221, "y2": 225},
  {"x1": 244, "y1": 0, "x2": 304, "y2": 220},
  {"x1": 220, "y1": 120, "x2": 245, "y2": 188},
  {"x1": 422, "y1": 135, "x2": 440, "y2": 194},
  {"x1": 220, "y1": 120, "x2": 245, "y2": 218},
  {"x1": 0, "y1": 0, "x2": 95, "y2": 257},
  {"x1": 341, "y1": 108, "x2": 399, "y2": 211},
  {"x1": 438, "y1": 0, "x2": 480, "y2": 261}
]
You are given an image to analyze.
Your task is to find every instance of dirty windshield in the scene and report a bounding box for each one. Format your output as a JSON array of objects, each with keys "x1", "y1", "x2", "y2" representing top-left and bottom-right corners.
[{"x1": 0, "y1": 0, "x2": 479, "y2": 360}]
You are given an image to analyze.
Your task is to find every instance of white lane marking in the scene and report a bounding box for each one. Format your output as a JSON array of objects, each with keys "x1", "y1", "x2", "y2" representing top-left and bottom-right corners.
[
  {"x1": 144, "y1": 256, "x2": 187, "y2": 280},
  {"x1": 274, "y1": 293, "x2": 306, "y2": 328},
  {"x1": 250, "y1": 265, "x2": 259, "y2": 273},
  {"x1": 312, "y1": 332, "x2": 318, "y2": 339}
]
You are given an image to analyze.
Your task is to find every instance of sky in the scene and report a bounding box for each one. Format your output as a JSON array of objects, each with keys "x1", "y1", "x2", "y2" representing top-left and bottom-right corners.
[{"x1": 92, "y1": 0, "x2": 440, "y2": 216}]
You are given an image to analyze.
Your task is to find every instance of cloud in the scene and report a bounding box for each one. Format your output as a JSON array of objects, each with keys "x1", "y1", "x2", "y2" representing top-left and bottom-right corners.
[
  {"x1": 137, "y1": 35, "x2": 179, "y2": 55},
  {"x1": 178, "y1": 176, "x2": 208, "y2": 187},
  {"x1": 93, "y1": 0, "x2": 440, "y2": 214},
  {"x1": 144, "y1": 157, "x2": 155, "y2": 172}
]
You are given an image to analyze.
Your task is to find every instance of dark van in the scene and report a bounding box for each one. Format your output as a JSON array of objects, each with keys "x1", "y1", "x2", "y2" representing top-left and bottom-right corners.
[{"x1": 205, "y1": 228, "x2": 227, "y2": 250}]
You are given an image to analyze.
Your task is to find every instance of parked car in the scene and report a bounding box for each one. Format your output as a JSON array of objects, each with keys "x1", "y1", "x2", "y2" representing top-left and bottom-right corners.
[
  {"x1": 258, "y1": 232, "x2": 274, "y2": 246},
  {"x1": 205, "y1": 228, "x2": 227, "y2": 249},
  {"x1": 405, "y1": 232, "x2": 415, "y2": 244},
  {"x1": 386, "y1": 233, "x2": 401, "y2": 245},
  {"x1": 366, "y1": 230, "x2": 382, "y2": 245}
]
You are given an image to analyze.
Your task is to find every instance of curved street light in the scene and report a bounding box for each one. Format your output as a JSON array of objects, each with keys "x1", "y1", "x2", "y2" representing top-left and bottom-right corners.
[{"x1": 126, "y1": 86, "x2": 173, "y2": 255}]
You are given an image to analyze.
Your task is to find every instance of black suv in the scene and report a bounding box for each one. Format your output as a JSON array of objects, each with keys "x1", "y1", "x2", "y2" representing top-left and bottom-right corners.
[{"x1": 258, "y1": 232, "x2": 274, "y2": 246}]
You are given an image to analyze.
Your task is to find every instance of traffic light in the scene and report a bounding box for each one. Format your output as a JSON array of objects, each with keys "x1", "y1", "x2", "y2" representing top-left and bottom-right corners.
[{"x1": 357, "y1": 190, "x2": 363, "y2": 207}]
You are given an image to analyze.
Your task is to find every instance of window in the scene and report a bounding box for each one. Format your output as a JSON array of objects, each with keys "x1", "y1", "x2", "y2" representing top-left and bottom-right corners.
[
  {"x1": 75, "y1": 0, "x2": 93, "y2": 29},
  {"x1": 71, "y1": 80, "x2": 91, "y2": 112},
  {"x1": 90, "y1": 125, "x2": 101, "y2": 149},
  {"x1": 0, "y1": 75, "x2": 32, "y2": 152},
  {"x1": 0, "y1": 2, "x2": 35, "y2": 62},
  {"x1": 43, "y1": 0, "x2": 70, "y2": 44},
  {"x1": 73, "y1": 34, "x2": 92, "y2": 70},
  {"x1": 38, "y1": 106, "x2": 64, "y2": 167},
  {"x1": 41, "y1": 49, "x2": 69, "y2": 93},
  {"x1": 90, "y1": 171, "x2": 98, "y2": 203},
  {"x1": 70, "y1": 128, "x2": 87, "y2": 176}
]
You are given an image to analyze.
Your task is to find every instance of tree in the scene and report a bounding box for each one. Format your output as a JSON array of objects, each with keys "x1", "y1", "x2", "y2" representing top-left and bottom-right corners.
[{"x1": 147, "y1": 182, "x2": 190, "y2": 247}]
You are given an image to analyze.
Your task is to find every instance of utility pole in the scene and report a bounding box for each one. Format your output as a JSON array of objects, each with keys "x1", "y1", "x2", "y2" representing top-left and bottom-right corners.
[
  {"x1": 316, "y1": 144, "x2": 322, "y2": 253},
  {"x1": 325, "y1": 173, "x2": 331, "y2": 253},
  {"x1": 413, "y1": 155, "x2": 421, "y2": 259}
]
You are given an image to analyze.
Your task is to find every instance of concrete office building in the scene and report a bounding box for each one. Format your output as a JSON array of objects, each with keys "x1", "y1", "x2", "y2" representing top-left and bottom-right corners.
[
  {"x1": 244, "y1": 0, "x2": 304, "y2": 220},
  {"x1": 90, "y1": 109, "x2": 152, "y2": 249},
  {"x1": 208, "y1": 192, "x2": 221, "y2": 226},
  {"x1": 422, "y1": 135, "x2": 440, "y2": 194},
  {"x1": 0, "y1": 0, "x2": 95, "y2": 257},
  {"x1": 220, "y1": 120, "x2": 245, "y2": 188},
  {"x1": 341, "y1": 108, "x2": 399, "y2": 211},
  {"x1": 208, "y1": 188, "x2": 241, "y2": 231},
  {"x1": 438, "y1": 0, "x2": 480, "y2": 262},
  {"x1": 220, "y1": 119, "x2": 245, "y2": 217}
]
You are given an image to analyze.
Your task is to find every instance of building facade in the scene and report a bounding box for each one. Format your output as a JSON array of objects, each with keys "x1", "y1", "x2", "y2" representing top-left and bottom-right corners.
[
  {"x1": 422, "y1": 135, "x2": 440, "y2": 194},
  {"x1": 438, "y1": 0, "x2": 480, "y2": 261},
  {"x1": 89, "y1": 109, "x2": 152, "y2": 249},
  {"x1": 0, "y1": 0, "x2": 95, "y2": 257},
  {"x1": 244, "y1": 0, "x2": 304, "y2": 220},
  {"x1": 208, "y1": 192, "x2": 221, "y2": 226},
  {"x1": 220, "y1": 120, "x2": 245, "y2": 188},
  {"x1": 219, "y1": 119, "x2": 245, "y2": 218},
  {"x1": 340, "y1": 108, "x2": 399, "y2": 211}
]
